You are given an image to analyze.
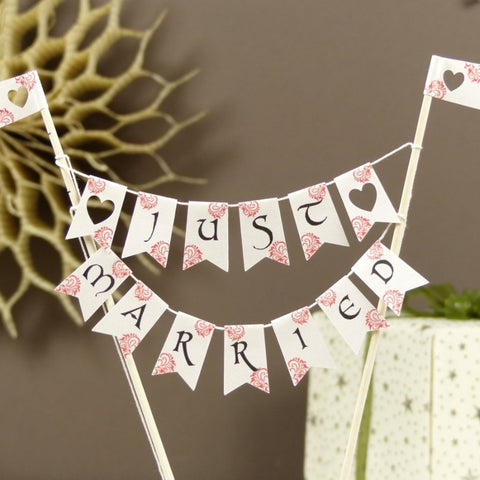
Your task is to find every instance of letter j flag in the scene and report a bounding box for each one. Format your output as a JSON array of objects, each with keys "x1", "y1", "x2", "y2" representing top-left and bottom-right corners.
[{"x1": 351, "y1": 241, "x2": 428, "y2": 316}]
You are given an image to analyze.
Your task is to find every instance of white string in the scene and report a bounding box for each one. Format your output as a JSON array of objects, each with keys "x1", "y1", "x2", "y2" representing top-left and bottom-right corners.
[{"x1": 55, "y1": 141, "x2": 419, "y2": 207}]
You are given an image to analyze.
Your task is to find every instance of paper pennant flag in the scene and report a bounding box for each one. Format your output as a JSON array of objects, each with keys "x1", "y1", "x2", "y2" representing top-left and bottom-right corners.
[
  {"x1": 351, "y1": 241, "x2": 428, "y2": 315},
  {"x1": 0, "y1": 71, "x2": 48, "y2": 128},
  {"x1": 122, "y1": 192, "x2": 177, "y2": 267},
  {"x1": 183, "y1": 201, "x2": 229, "y2": 271},
  {"x1": 424, "y1": 55, "x2": 480, "y2": 110},
  {"x1": 224, "y1": 324, "x2": 269, "y2": 395},
  {"x1": 335, "y1": 163, "x2": 399, "y2": 241},
  {"x1": 238, "y1": 198, "x2": 289, "y2": 271},
  {"x1": 288, "y1": 183, "x2": 348, "y2": 260},
  {"x1": 66, "y1": 176, "x2": 127, "y2": 249},
  {"x1": 316, "y1": 276, "x2": 389, "y2": 354},
  {"x1": 55, "y1": 248, "x2": 131, "y2": 321},
  {"x1": 152, "y1": 312, "x2": 215, "y2": 390},
  {"x1": 271, "y1": 307, "x2": 335, "y2": 386},
  {"x1": 92, "y1": 281, "x2": 168, "y2": 357}
]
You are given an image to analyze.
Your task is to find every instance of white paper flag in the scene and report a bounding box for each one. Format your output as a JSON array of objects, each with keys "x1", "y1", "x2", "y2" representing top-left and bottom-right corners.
[
  {"x1": 55, "y1": 248, "x2": 131, "y2": 321},
  {"x1": 351, "y1": 241, "x2": 428, "y2": 315},
  {"x1": 424, "y1": 55, "x2": 480, "y2": 110},
  {"x1": 92, "y1": 281, "x2": 168, "y2": 357},
  {"x1": 316, "y1": 276, "x2": 389, "y2": 354},
  {"x1": 66, "y1": 176, "x2": 127, "y2": 249},
  {"x1": 152, "y1": 312, "x2": 215, "y2": 390},
  {"x1": 183, "y1": 201, "x2": 229, "y2": 271},
  {"x1": 122, "y1": 192, "x2": 177, "y2": 267},
  {"x1": 271, "y1": 307, "x2": 335, "y2": 386},
  {"x1": 288, "y1": 183, "x2": 348, "y2": 260},
  {"x1": 335, "y1": 163, "x2": 399, "y2": 241},
  {"x1": 224, "y1": 324, "x2": 269, "y2": 395},
  {"x1": 0, "y1": 71, "x2": 48, "y2": 127},
  {"x1": 238, "y1": 198, "x2": 289, "y2": 271}
]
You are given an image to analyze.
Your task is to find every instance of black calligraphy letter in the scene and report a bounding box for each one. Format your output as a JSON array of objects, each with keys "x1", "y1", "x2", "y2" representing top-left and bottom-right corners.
[
  {"x1": 293, "y1": 327, "x2": 308, "y2": 349},
  {"x1": 339, "y1": 294, "x2": 361, "y2": 320},
  {"x1": 197, "y1": 218, "x2": 219, "y2": 241},
  {"x1": 144, "y1": 211, "x2": 159, "y2": 243},
  {"x1": 297, "y1": 200, "x2": 327, "y2": 226},
  {"x1": 252, "y1": 215, "x2": 274, "y2": 250},
  {"x1": 371, "y1": 259, "x2": 394, "y2": 284},
  {"x1": 232, "y1": 341, "x2": 257, "y2": 372},
  {"x1": 121, "y1": 304, "x2": 147, "y2": 329},
  {"x1": 173, "y1": 331, "x2": 195, "y2": 366},
  {"x1": 83, "y1": 264, "x2": 115, "y2": 296}
]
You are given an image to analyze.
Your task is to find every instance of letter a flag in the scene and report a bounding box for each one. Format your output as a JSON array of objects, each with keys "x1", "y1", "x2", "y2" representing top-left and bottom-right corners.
[
  {"x1": 317, "y1": 276, "x2": 389, "y2": 354},
  {"x1": 351, "y1": 241, "x2": 428, "y2": 315},
  {"x1": 183, "y1": 201, "x2": 229, "y2": 271},
  {"x1": 424, "y1": 55, "x2": 480, "y2": 110},
  {"x1": 335, "y1": 164, "x2": 399, "y2": 242},
  {"x1": 55, "y1": 248, "x2": 131, "y2": 321},
  {"x1": 288, "y1": 183, "x2": 348, "y2": 261},
  {"x1": 0, "y1": 71, "x2": 48, "y2": 128},
  {"x1": 122, "y1": 193, "x2": 177, "y2": 268},
  {"x1": 66, "y1": 176, "x2": 127, "y2": 249},
  {"x1": 92, "y1": 281, "x2": 168, "y2": 357},
  {"x1": 224, "y1": 324, "x2": 269, "y2": 395},
  {"x1": 152, "y1": 312, "x2": 215, "y2": 390},
  {"x1": 271, "y1": 307, "x2": 335, "y2": 386},
  {"x1": 238, "y1": 198, "x2": 289, "y2": 271}
]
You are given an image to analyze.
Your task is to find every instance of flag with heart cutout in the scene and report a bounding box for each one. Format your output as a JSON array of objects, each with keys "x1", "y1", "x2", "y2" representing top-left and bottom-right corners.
[
  {"x1": 334, "y1": 163, "x2": 399, "y2": 242},
  {"x1": 424, "y1": 55, "x2": 480, "y2": 110},
  {"x1": 0, "y1": 71, "x2": 48, "y2": 128},
  {"x1": 66, "y1": 175, "x2": 127, "y2": 249}
]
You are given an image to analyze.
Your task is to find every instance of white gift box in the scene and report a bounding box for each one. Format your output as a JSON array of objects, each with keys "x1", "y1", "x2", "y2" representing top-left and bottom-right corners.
[{"x1": 304, "y1": 314, "x2": 480, "y2": 480}]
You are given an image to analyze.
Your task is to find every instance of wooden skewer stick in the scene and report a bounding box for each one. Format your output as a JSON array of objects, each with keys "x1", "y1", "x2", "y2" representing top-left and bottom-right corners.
[
  {"x1": 339, "y1": 94, "x2": 432, "y2": 480},
  {"x1": 41, "y1": 108, "x2": 175, "y2": 480}
]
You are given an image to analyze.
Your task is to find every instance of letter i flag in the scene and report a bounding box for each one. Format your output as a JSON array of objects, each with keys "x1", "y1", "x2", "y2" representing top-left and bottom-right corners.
[
  {"x1": 223, "y1": 324, "x2": 269, "y2": 395},
  {"x1": 0, "y1": 71, "x2": 48, "y2": 127},
  {"x1": 271, "y1": 307, "x2": 335, "y2": 386},
  {"x1": 66, "y1": 176, "x2": 127, "y2": 249},
  {"x1": 122, "y1": 193, "x2": 177, "y2": 268},
  {"x1": 288, "y1": 183, "x2": 349, "y2": 260},
  {"x1": 238, "y1": 198, "x2": 289, "y2": 271},
  {"x1": 152, "y1": 312, "x2": 215, "y2": 391},
  {"x1": 351, "y1": 241, "x2": 428, "y2": 315},
  {"x1": 92, "y1": 281, "x2": 168, "y2": 357},
  {"x1": 183, "y1": 201, "x2": 229, "y2": 271},
  {"x1": 55, "y1": 248, "x2": 131, "y2": 321},
  {"x1": 334, "y1": 164, "x2": 399, "y2": 242},
  {"x1": 316, "y1": 276, "x2": 389, "y2": 355}
]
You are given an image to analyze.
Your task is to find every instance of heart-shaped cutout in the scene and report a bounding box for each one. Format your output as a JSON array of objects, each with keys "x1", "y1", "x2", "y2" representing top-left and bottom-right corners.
[
  {"x1": 87, "y1": 196, "x2": 115, "y2": 225},
  {"x1": 8, "y1": 86, "x2": 28, "y2": 108},
  {"x1": 443, "y1": 70, "x2": 464, "y2": 91},
  {"x1": 349, "y1": 183, "x2": 377, "y2": 212}
]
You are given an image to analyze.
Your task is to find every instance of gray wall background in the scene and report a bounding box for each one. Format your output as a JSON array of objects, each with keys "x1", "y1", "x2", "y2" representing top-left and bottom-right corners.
[{"x1": 1, "y1": 1, "x2": 479, "y2": 479}]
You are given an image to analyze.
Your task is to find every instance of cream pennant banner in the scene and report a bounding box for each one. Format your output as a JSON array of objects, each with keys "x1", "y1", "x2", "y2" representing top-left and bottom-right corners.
[
  {"x1": 351, "y1": 241, "x2": 428, "y2": 315},
  {"x1": 238, "y1": 198, "x2": 289, "y2": 271},
  {"x1": 183, "y1": 201, "x2": 229, "y2": 271},
  {"x1": 335, "y1": 163, "x2": 399, "y2": 242},
  {"x1": 224, "y1": 324, "x2": 269, "y2": 395},
  {"x1": 122, "y1": 192, "x2": 177, "y2": 268},
  {"x1": 288, "y1": 183, "x2": 349, "y2": 260},
  {"x1": 152, "y1": 312, "x2": 215, "y2": 390},
  {"x1": 271, "y1": 307, "x2": 335, "y2": 386},
  {"x1": 55, "y1": 248, "x2": 131, "y2": 321},
  {"x1": 316, "y1": 276, "x2": 389, "y2": 354},
  {"x1": 92, "y1": 281, "x2": 168, "y2": 357},
  {"x1": 0, "y1": 71, "x2": 48, "y2": 127},
  {"x1": 66, "y1": 176, "x2": 127, "y2": 249},
  {"x1": 424, "y1": 55, "x2": 480, "y2": 110}
]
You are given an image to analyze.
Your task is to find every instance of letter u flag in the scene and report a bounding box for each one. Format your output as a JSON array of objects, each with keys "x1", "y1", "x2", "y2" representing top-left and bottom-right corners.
[
  {"x1": 351, "y1": 241, "x2": 428, "y2": 315},
  {"x1": 0, "y1": 71, "x2": 48, "y2": 128},
  {"x1": 92, "y1": 281, "x2": 168, "y2": 357},
  {"x1": 183, "y1": 201, "x2": 229, "y2": 271},
  {"x1": 223, "y1": 324, "x2": 269, "y2": 395},
  {"x1": 55, "y1": 248, "x2": 131, "y2": 321},
  {"x1": 152, "y1": 312, "x2": 215, "y2": 391},
  {"x1": 271, "y1": 307, "x2": 335, "y2": 386},
  {"x1": 316, "y1": 276, "x2": 389, "y2": 354},
  {"x1": 238, "y1": 198, "x2": 289, "y2": 271}
]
